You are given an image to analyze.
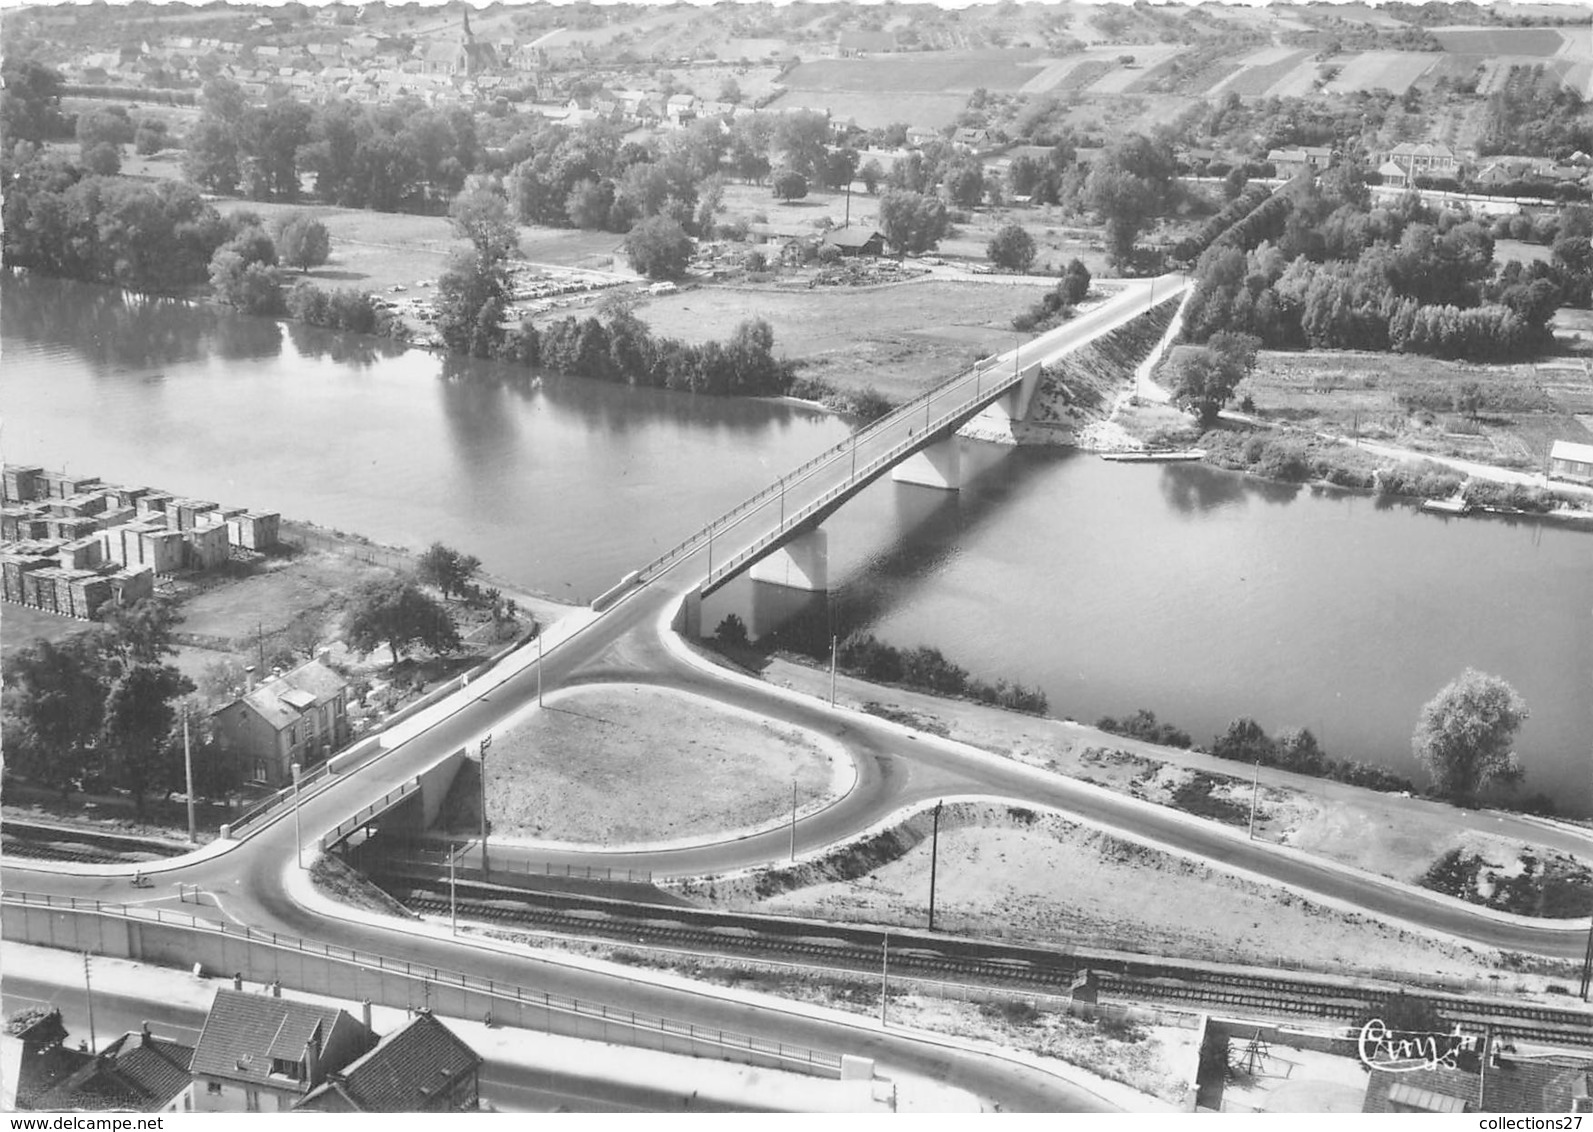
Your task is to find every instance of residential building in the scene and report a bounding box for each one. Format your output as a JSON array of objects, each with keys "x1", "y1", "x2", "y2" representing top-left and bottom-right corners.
[
  {"x1": 823, "y1": 227, "x2": 886, "y2": 257},
  {"x1": 191, "y1": 988, "x2": 374, "y2": 1113},
  {"x1": 210, "y1": 655, "x2": 352, "y2": 788},
  {"x1": 295, "y1": 1012, "x2": 481, "y2": 1113},
  {"x1": 1383, "y1": 141, "x2": 1461, "y2": 181},
  {"x1": 1363, "y1": 1040, "x2": 1593, "y2": 1114},
  {"x1": 29, "y1": 1027, "x2": 195, "y2": 1114},
  {"x1": 1548, "y1": 439, "x2": 1593, "y2": 484},
  {"x1": 1267, "y1": 146, "x2": 1333, "y2": 178}
]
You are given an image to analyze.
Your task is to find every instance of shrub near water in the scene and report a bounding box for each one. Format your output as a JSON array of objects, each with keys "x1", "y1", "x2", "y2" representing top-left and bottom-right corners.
[{"x1": 836, "y1": 633, "x2": 1049, "y2": 714}]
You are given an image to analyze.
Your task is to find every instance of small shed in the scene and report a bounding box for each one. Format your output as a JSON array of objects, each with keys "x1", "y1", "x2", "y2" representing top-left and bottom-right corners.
[
  {"x1": 1548, "y1": 439, "x2": 1593, "y2": 484},
  {"x1": 823, "y1": 227, "x2": 885, "y2": 257}
]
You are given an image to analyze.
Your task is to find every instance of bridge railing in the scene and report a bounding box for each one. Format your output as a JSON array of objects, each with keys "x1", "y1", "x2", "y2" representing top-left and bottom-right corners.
[
  {"x1": 702, "y1": 358, "x2": 1033, "y2": 592},
  {"x1": 631, "y1": 345, "x2": 1013, "y2": 587},
  {"x1": 1, "y1": 891, "x2": 845, "y2": 1076},
  {"x1": 229, "y1": 758, "x2": 336, "y2": 838},
  {"x1": 319, "y1": 777, "x2": 422, "y2": 850}
]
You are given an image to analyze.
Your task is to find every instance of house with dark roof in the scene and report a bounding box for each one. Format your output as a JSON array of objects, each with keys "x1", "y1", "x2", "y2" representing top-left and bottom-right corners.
[
  {"x1": 1363, "y1": 1041, "x2": 1593, "y2": 1114},
  {"x1": 823, "y1": 227, "x2": 885, "y2": 257},
  {"x1": 30, "y1": 1026, "x2": 195, "y2": 1113},
  {"x1": 295, "y1": 1011, "x2": 481, "y2": 1113},
  {"x1": 210, "y1": 654, "x2": 351, "y2": 789},
  {"x1": 1267, "y1": 145, "x2": 1333, "y2": 178},
  {"x1": 191, "y1": 989, "x2": 373, "y2": 1113}
]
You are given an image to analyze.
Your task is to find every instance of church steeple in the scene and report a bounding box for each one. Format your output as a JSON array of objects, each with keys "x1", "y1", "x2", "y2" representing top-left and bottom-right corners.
[{"x1": 461, "y1": 3, "x2": 472, "y2": 41}]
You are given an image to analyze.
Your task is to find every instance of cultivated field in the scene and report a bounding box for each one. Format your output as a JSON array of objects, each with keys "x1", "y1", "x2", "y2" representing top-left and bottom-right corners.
[{"x1": 1430, "y1": 26, "x2": 1572, "y2": 56}]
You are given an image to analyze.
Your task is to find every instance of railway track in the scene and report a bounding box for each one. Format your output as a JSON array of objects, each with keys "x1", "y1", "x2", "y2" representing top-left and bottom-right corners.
[{"x1": 387, "y1": 880, "x2": 1593, "y2": 1048}]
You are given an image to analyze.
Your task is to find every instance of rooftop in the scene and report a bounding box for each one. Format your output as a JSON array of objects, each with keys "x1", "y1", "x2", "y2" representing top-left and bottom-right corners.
[{"x1": 296, "y1": 1012, "x2": 480, "y2": 1113}]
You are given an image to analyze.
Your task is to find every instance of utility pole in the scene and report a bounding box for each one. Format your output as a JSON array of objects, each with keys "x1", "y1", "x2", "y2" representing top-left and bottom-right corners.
[
  {"x1": 478, "y1": 733, "x2": 492, "y2": 877},
  {"x1": 257, "y1": 621, "x2": 265, "y2": 670},
  {"x1": 449, "y1": 841, "x2": 459, "y2": 936},
  {"x1": 790, "y1": 779, "x2": 797, "y2": 862},
  {"x1": 183, "y1": 703, "x2": 196, "y2": 844},
  {"x1": 928, "y1": 800, "x2": 943, "y2": 932},
  {"x1": 291, "y1": 763, "x2": 303, "y2": 869},
  {"x1": 851, "y1": 431, "x2": 858, "y2": 479},
  {"x1": 537, "y1": 632, "x2": 543, "y2": 708},
  {"x1": 880, "y1": 930, "x2": 889, "y2": 1028},
  {"x1": 1247, "y1": 756, "x2": 1261, "y2": 840},
  {"x1": 82, "y1": 953, "x2": 97, "y2": 1053},
  {"x1": 1579, "y1": 908, "x2": 1592, "y2": 1001}
]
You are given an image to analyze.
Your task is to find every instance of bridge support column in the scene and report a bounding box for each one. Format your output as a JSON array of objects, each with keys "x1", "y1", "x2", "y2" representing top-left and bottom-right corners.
[
  {"x1": 964, "y1": 360, "x2": 1045, "y2": 440},
  {"x1": 749, "y1": 528, "x2": 828, "y2": 592},
  {"x1": 891, "y1": 436, "x2": 961, "y2": 491},
  {"x1": 676, "y1": 590, "x2": 703, "y2": 638}
]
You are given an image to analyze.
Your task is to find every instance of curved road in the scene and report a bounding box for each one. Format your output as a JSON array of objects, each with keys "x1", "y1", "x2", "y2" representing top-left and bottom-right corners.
[{"x1": 7, "y1": 275, "x2": 1591, "y2": 1110}]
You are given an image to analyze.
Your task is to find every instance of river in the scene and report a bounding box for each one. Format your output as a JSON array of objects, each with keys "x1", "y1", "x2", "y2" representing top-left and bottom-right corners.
[{"x1": 4, "y1": 275, "x2": 1590, "y2": 812}]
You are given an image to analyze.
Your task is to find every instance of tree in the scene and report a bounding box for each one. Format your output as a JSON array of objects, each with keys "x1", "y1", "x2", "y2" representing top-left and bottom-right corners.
[
  {"x1": 771, "y1": 168, "x2": 808, "y2": 202},
  {"x1": 101, "y1": 596, "x2": 181, "y2": 665},
  {"x1": 624, "y1": 214, "x2": 692, "y2": 280},
  {"x1": 1, "y1": 637, "x2": 109, "y2": 796},
  {"x1": 714, "y1": 613, "x2": 749, "y2": 647},
  {"x1": 81, "y1": 143, "x2": 122, "y2": 177},
  {"x1": 943, "y1": 161, "x2": 986, "y2": 209},
  {"x1": 343, "y1": 577, "x2": 461, "y2": 667},
  {"x1": 1412, "y1": 669, "x2": 1528, "y2": 803},
  {"x1": 210, "y1": 248, "x2": 284, "y2": 316},
  {"x1": 274, "y1": 213, "x2": 331, "y2": 274},
  {"x1": 719, "y1": 77, "x2": 743, "y2": 105},
  {"x1": 986, "y1": 222, "x2": 1036, "y2": 273},
  {"x1": 773, "y1": 109, "x2": 830, "y2": 183},
  {"x1": 449, "y1": 180, "x2": 520, "y2": 262},
  {"x1": 1061, "y1": 257, "x2": 1092, "y2": 303},
  {"x1": 0, "y1": 57, "x2": 66, "y2": 145},
  {"x1": 1169, "y1": 332, "x2": 1258, "y2": 426},
  {"x1": 878, "y1": 189, "x2": 950, "y2": 256},
  {"x1": 417, "y1": 542, "x2": 482, "y2": 600},
  {"x1": 100, "y1": 662, "x2": 194, "y2": 816},
  {"x1": 859, "y1": 158, "x2": 883, "y2": 195},
  {"x1": 434, "y1": 247, "x2": 509, "y2": 356},
  {"x1": 1084, "y1": 133, "x2": 1176, "y2": 271}
]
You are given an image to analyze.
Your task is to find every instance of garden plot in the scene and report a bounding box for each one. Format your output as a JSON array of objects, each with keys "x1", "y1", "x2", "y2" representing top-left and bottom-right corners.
[
  {"x1": 1084, "y1": 44, "x2": 1186, "y2": 94},
  {"x1": 1430, "y1": 26, "x2": 1570, "y2": 55},
  {"x1": 1215, "y1": 49, "x2": 1314, "y2": 98}
]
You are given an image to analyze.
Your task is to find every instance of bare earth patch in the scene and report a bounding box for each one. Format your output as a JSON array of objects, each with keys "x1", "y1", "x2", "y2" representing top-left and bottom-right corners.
[
  {"x1": 483, "y1": 684, "x2": 845, "y2": 846},
  {"x1": 718, "y1": 803, "x2": 1562, "y2": 991}
]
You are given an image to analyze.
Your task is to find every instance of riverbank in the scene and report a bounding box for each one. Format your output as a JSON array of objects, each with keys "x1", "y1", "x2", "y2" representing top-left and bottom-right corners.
[{"x1": 710, "y1": 646, "x2": 1593, "y2": 919}]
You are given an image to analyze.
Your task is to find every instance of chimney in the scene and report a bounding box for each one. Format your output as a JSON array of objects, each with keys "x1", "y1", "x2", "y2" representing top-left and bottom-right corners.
[
  {"x1": 317, "y1": 649, "x2": 332, "y2": 667},
  {"x1": 233, "y1": 972, "x2": 244, "y2": 991},
  {"x1": 244, "y1": 666, "x2": 256, "y2": 692},
  {"x1": 141, "y1": 1021, "x2": 152, "y2": 1048},
  {"x1": 271, "y1": 980, "x2": 281, "y2": 998},
  {"x1": 305, "y1": 1024, "x2": 323, "y2": 1087},
  {"x1": 361, "y1": 999, "x2": 372, "y2": 1031}
]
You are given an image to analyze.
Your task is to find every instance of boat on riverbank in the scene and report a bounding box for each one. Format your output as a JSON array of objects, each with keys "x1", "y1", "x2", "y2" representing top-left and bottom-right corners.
[
  {"x1": 1099, "y1": 449, "x2": 1207, "y2": 463},
  {"x1": 1420, "y1": 496, "x2": 1474, "y2": 517}
]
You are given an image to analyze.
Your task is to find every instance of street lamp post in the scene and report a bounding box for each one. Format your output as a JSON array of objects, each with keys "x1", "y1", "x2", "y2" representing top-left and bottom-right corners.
[
  {"x1": 829, "y1": 635, "x2": 838, "y2": 707},
  {"x1": 880, "y1": 930, "x2": 890, "y2": 1028},
  {"x1": 928, "y1": 800, "x2": 943, "y2": 932},
  {"x1": 82, "y1": 952, "x2": 97, "y2": 1054},
  {"x1": 478, "y1": 733, "x2": 492, "y2": 877},
  {"x1": 790, "y1": 779, "x2": 797, "y2": 862},
  {"x1": 537, "y1": 632, "x2": 543, "y2": 708},
  {"x1": 1247, "y1": 756, "x2": 1261, "y2": 840},
  {"x1": 182, "y1": 703, "x2": 196, "y2": 845},
  {"x1": 291, "y1": 762, "x2": 303, "y2": 869}
]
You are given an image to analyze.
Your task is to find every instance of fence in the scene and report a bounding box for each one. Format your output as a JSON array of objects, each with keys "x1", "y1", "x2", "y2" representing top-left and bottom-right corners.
[
  {"x1": 1, "y1": 891, "x2": 844, "y2": 1079},
  {"x1": 281, "y1": 525, "x2": 415, "y2": 571},
  {"x1": 320, "y1": 778, "x2": 422, "y2": 850},
  {"x1": 389, "y1": 844, "x2": 655, "y2": 886}
]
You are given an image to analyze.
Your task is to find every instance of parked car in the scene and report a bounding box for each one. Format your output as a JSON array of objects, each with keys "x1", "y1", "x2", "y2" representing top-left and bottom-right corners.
[{"x1": 648, "y1": 281, "x2": 678, "y2": 295}]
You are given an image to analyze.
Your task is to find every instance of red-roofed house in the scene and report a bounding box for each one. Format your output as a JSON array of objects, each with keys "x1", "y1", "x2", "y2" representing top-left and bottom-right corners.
[
  {"x1": 191, "y1": 989, "x2": 373, "y2": 1113},
  {"x1": 1363, "y1": 1041, "x2": 1593, "y2": 1114},
  {"x1": 295, "y1": 1011, "x2": 481, "y2": 1112}
]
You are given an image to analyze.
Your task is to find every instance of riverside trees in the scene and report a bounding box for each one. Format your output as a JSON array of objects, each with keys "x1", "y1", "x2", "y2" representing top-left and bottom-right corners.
[{"x1": 1412, "y1": 669, "x2": 1528, "y2": 804}]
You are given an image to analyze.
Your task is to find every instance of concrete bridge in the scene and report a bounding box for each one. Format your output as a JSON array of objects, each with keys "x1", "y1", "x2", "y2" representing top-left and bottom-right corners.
[{"x1": 622, "y1": 273, "x2": 1192, "y2": 636}]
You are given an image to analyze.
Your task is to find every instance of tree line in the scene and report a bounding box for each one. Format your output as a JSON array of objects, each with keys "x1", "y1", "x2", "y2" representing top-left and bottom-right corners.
[{"x1": 1180, "y1": 167, "x2": 1590, "y2": 366}]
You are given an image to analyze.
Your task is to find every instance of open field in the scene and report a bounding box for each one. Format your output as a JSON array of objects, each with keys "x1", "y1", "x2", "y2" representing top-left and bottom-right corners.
[
  {"x1": 464, "y1": 684, "x2": 842, "y2": 846},
  {"x1": 780, "y1": 49, "x2": 1047, "y2": 94},
  {"x1": 701, "y1": 802, "x2": 1572, "y2": 992},
  {"x1": 638, "y1": 276, "x2": 1049, "y2": 402},
  {"x1": 1239, "y1": 349, "x2": 1593, "y2": 470},
  {"x1": 1324, "y1": 51, "x2": 1441, "y2": 97},
  {"x1": 1430, "y1": 26, "x2": 1572, "y2": 56},
  {"x1": 766, "y1": 89, "x2": 969, "y2": 131},
  {"x1": 1214, "y1": 49, "x2": 1313, "y2": 98}
]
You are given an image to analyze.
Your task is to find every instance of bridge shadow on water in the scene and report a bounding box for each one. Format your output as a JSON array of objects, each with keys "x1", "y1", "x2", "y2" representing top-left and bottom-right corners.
[{"x1": 704, "y1": 441, "x2": 1066, "y2": 658}]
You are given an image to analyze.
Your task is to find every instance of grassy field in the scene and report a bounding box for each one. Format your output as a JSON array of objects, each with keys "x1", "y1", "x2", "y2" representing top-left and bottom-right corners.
[
  {"x1": 461, "y1": 684, "x2": 841, "y2": 846},
  {"x1": 780, "y1": 49, "x2": 1047, "y2": 93}
]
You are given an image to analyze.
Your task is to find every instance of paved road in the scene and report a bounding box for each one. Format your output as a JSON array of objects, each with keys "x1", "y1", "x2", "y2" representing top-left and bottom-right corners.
[{"x1": 6, "y1": 272, "x2": 1590, "y2": 1111}]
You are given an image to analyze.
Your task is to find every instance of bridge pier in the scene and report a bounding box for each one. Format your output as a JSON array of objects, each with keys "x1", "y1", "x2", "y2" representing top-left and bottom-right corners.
[
  {"x1": 748, "y1": 528, "x2": 828, "y2": 591},
  {"x1": 891, "y1": 436, "x2": 961, "y2": 491},
  {"x1": 964, "y1": 360, "x2": 1045, "y2": 441}
]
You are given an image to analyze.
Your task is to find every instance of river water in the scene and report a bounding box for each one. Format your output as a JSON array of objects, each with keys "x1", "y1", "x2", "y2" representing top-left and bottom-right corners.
[{"x1": 5, "y1": 275, "x2": 1590, "y2": 811}]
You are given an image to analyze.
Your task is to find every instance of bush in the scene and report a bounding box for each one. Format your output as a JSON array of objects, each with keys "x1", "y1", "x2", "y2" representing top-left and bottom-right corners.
[{"x1": 1097, "y1": 708, "x2": 1193, "y2": 748}]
